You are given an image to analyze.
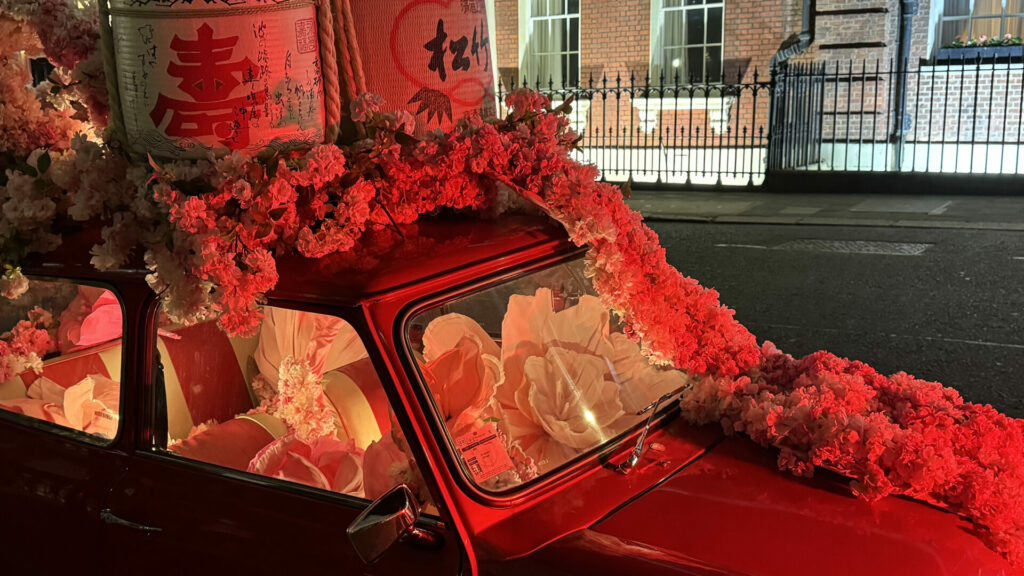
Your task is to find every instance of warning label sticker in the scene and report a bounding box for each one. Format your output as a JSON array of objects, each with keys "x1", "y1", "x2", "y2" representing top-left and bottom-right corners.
[{"x1": 454, "y1": 424, "x2": 515, "y2": 483}]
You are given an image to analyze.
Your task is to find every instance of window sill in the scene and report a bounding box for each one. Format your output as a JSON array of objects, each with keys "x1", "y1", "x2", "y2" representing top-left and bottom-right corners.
[{"x1": 632, "y1": 95, "x2": 735, "y2": 134}]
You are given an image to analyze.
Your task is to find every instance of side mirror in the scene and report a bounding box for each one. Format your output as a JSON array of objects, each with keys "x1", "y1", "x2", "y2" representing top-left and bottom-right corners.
[{"x1": 347, "y1": 484, "x2": 443, "y2": 564}]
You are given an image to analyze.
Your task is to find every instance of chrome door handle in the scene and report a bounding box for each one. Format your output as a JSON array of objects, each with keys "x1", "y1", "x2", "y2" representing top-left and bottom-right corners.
[{"x1": 100, "y1": 508, "x2": 163, "y2": 534}]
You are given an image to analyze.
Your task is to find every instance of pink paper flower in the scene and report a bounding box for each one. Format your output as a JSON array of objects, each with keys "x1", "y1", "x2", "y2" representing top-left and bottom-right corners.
[{"x1": 249, "y1": 433, "x2": 364, "y2": 495}]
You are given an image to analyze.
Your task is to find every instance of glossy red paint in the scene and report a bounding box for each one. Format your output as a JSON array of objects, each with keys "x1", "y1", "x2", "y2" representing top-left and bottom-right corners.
[
  {"x1": 3, "y1": 214, "x2": 1020, "y2": 576},
  {"x1": 588, "y1": 436, "x2": 1019, "y2": 576}
]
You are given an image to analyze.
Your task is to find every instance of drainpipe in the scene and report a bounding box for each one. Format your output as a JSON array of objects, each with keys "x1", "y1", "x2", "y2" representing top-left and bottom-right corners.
[
  {"x1": 768, "y1": 0, "x2": 814, "y2": 173},
  {"x1": 770, "y1": 0, "x2": 816, "y2": 68},
  {"x1": 891, "y1": 0, "x2": 919, "y2": 171}
]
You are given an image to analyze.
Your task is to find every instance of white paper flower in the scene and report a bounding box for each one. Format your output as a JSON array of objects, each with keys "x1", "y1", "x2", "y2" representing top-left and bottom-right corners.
[{"x1": 523, "y1": 347, "x2": 623, "y2": 449}]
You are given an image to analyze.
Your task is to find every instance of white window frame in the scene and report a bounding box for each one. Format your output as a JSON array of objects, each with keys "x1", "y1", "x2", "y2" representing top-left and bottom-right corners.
[
  {"x1": 518, "y1": 0, "x2": 581, "y2": 87},
  {"x1": 649, "y1": 0, "x2": 725, "y2": 84},
  {"x1": 938, "y1": 0, "x2": 1024, "y2": 47}
]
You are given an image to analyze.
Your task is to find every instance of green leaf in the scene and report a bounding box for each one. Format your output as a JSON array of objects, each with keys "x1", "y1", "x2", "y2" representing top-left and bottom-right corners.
[
  {"x1": 37, "y1": 152, "x2": 51, "y2": 175},
  {"x1": 18, "y1": 163, "x2": 37, "y2": 178}
]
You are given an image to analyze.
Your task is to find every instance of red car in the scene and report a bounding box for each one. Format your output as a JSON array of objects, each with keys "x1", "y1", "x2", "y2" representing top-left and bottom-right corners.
[{"x1": 0, "y1": 214, "x2": 1016, "y2": 575}]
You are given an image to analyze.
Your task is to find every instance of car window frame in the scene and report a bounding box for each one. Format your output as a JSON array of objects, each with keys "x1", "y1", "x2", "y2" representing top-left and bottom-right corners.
[
  {"x1": 138, "y1": 294, "x2": 448, "y2": 520},
  {"x1": 396, "y1": 247, "x2": 682, "y2": 506},
  {"x1": 0, "y1": 275, "x2": 129, "y2": 448}
]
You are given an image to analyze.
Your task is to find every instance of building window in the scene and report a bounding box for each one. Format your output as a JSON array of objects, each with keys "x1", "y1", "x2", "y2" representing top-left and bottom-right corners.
[
  {"x1": 526, "y1": 0, "x2": 580, "y2": 87},
  {"x1": 940, "y1": 0, "x2": 1024, "y2": 46},
  {"x1": 658, "y1": 0, "x2": 724, "y2": 83}
]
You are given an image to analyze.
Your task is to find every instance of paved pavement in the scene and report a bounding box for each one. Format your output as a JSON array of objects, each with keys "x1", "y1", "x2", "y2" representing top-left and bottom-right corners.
[{"x1": 628, "y1": 189, "x2": 1024, "y2": 230}]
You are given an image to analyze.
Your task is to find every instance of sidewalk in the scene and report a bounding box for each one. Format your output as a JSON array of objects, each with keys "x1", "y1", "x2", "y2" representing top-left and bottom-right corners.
[{"x1": 627, "y1": 189, "x2": 1024, "y2": 231}]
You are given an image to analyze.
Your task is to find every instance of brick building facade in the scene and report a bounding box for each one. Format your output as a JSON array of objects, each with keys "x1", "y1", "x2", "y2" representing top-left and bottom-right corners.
[
  {"x1": 495, "y1": 0, "x2": 1021, "y2": 85},
  {"x1": 491, "y1": 0, "x2": 1023, "y2": 176}
]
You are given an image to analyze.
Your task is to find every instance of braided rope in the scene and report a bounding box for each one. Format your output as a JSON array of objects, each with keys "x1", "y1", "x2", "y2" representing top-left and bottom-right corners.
[
  {"x1": 316, "y1": 0, "x2": 340, "y2": 143},
  {"x1": 97, "y1": 0, "x2": 129, "y2": 155},
  {"x1": 339, "y1": 0, "x2": 366, "y2": 95},
  {"x1": 330, "y1": 0, "x2": 356, "y2": 105}
]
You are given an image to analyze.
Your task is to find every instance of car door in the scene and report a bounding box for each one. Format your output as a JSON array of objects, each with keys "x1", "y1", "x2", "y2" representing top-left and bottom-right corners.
[
  {"x1": 0, "y1": 277, "x2": 133, "y2": 573},
  {"x1": 101, "y1": 302, "x2": 463, "y2": 576}
]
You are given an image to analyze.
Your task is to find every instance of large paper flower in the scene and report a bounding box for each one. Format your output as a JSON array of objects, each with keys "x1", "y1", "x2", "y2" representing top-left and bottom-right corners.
[
  {"x1": 493, "y1": 289, "x2": 684, "y2": 469},
  {"x1": 524, "y1": 347, "x2": 623, "y2": 449},
  {"x1": 57, "y1": 286, "x2": 122, "y2": 352},
  {"x1": 420, "y1": 314, "x2": 502, "y2": 436},
  {"x1": 248, "y1": 433, "x2": 364, "y2": 496}
]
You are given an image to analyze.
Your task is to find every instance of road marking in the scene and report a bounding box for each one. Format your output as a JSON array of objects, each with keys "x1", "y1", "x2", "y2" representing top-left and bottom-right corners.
[
  {"x1": 1013, "y1": 256, "x2": 1024, "y2": 260},
  {"x1": 713, "y1": 243, "x2": 767, "y2": 249},
  {"x1": 771, "y1": 239, "x2": 932, "y2": 256},
  {"x1": 754, "y1": 322, "x2": 1024, "y2": 350},
  {"x1": 928, "y1": 201, "x2": 953, "y2": 215}
]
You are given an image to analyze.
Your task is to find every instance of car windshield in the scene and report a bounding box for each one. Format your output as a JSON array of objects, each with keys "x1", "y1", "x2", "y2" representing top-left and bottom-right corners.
[{"x1": 406, "y1": 257, "x2": 689, "y2": 493}]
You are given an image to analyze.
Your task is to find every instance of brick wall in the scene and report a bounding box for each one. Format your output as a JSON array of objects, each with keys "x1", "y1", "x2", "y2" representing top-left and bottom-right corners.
[
  {"x1": 725, "y1": 0, "x2": 803, "y2": 82},
  {"x1": 906, "y1": 65, "x2": 1024, "y2": 143},
  {"x1": 495, "y1": 0, "x2": 800, "y2": 82},
  {"x1": 492, "y1": 0, "x2": 962, "y2": 149},
  {"x1": 493, "y1": 0, "x2": 793, "y2": 147},
  {"x1": 800, "y1": 62, "x2": 1023, "y2": 145},
  {"x1": 580, "y1": 0, "x2": 651, "y2": 81},
  {"x1": 494, "y1": 0, "x2": 519, "y2": 82}
]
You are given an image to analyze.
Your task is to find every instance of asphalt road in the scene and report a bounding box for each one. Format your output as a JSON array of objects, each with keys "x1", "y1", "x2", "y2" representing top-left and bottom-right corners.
[{"x1": 650, "y1": 221, "x2": 1024, "y2": 418}]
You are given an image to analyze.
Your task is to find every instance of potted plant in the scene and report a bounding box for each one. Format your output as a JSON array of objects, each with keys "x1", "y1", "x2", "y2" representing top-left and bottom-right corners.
[{"x1": 936, "y1": 33, "x2": 1024, "y2": 62}]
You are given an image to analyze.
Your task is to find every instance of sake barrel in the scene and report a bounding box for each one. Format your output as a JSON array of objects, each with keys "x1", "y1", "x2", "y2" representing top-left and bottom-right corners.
[
  {"x1": 346, "y1": 0, "x2": 497, "y2": 135},
  {"x1": 108, "y1": 0, "x2": 326, "y2": 159}
]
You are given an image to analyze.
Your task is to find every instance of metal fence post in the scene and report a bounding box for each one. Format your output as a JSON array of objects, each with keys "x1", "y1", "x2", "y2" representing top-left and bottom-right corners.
[{"x1": 767, "y1": 62, "x2": 786, "y2": 174}]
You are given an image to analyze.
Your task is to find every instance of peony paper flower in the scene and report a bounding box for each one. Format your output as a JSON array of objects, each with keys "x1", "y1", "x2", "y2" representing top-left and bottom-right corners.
[
  {"x1": 523, "y1": 347, "x2": 623, "y2": 449},
  {"x1": 492, "y1": 288, "x2": 682, "y2": 467},
  {"x1": 420, "y1": 314, "x2": 502, "y2": 437},
  {"x1": 56, "y1": 285, "x2": 121, "y2": 351},
  {"x1": 248, "y1": 433, "x2": 364, "y2": 496}
]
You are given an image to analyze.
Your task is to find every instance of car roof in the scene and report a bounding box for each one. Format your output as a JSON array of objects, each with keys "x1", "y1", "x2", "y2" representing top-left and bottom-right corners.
[{"x1": 22, "y1": 213, "x2": 575, "y2": 306}]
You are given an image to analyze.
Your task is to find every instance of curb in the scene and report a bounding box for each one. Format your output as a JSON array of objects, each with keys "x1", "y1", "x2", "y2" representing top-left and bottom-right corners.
[{"x1": 638, "y1": 213, "x2": 1024, "y2": 231}]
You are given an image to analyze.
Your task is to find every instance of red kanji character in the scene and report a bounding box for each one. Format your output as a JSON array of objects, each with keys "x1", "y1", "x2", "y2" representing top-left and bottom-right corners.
[{"x1": 150, "y1": 23, "x2": 264, "y2": 149}]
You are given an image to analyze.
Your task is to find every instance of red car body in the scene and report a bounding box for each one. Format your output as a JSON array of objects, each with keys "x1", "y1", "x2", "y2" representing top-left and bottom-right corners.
[{"x1": 0, "y1": 215, "x2": 1017, "y2": 576}]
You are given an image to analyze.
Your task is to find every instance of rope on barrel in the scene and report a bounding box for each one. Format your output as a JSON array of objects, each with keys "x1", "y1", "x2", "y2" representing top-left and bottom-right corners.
[
  {"x1": 339, "y1": 0, "x2": 366, "y2": 95},
  {"x1": 97, "y1": 0, "x2": 129, "y2": 155},
  {"x1": 330, "y1": 0, "x2": 357, "y2": 105},
  {"x1": 316, "y1": 0, "x2": 340, "y2": 144}
]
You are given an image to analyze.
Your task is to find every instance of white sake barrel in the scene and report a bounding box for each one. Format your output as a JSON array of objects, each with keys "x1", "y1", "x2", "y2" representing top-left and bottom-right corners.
[
  {"x1": 347, "y1": 0, "x2": 497, "y2": 135},
  {"x1": 109, "y1": 0, "x2": 325, "y2": 159}
]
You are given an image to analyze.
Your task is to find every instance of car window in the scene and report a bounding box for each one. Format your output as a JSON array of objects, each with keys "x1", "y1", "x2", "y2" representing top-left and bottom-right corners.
[
  {"x1": 0, "y1": 278, "x2": 124, "y2": 442},
  {"x1": 406, "y1": 257, "x2": 689, "y2": 493},
  {"x1": 152, "y1": 305, "x2": 433, "y2": 509}
]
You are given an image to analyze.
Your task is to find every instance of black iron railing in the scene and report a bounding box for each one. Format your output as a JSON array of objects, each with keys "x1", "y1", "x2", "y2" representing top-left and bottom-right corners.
[
  {"x1": 497, "y1": 70, "x2": 772, "y2": 186},
  {"x1": 498, "y1": 57, "x2": 1024, "y2": 186},
  {"x1": 773, "y1": 57, "x2": 1024, "y2": 175}
]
